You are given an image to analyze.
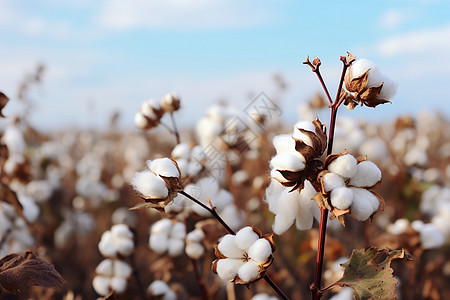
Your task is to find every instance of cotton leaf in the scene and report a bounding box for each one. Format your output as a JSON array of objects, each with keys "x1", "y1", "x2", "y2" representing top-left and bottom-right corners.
[
  {"x1": 0, "y1": 251, "x2": 66, "y2": 293},
  {"x1": 335, "y1": 247, "x2": 413, "y2": 300}
]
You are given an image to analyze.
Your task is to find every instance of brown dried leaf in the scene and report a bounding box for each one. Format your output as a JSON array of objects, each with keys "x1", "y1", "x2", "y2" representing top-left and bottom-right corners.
[
  {"x1": 0, "y1": 251, "x2": 66, "y2": 293},
  {"x1": 359, "y1": 83, "x2": 383, "y2": 101},
  {"x1": 0, "y1": 92, "x2": 9, "y2": 118}
]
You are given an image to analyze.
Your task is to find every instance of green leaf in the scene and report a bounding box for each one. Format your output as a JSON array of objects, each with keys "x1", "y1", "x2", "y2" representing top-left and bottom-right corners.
[{"x1": 335, "y1": 247, "x2": 413, "y2": 300}]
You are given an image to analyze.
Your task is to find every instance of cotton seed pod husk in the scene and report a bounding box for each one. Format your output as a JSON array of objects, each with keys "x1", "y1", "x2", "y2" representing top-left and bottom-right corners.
[{"x1": 293, "y1": 118, "x2": 327, "y2": 161}]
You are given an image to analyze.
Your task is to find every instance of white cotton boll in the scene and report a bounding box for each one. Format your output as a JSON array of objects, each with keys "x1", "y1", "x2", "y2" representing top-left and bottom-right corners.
[
  {"x1": 213, "y1": 189, "x2": 234, "y2": 211},
  {"x1": 216, "y1": 258, "x2": 244, "y2": 282},
  {"x1": 135, "y1": 111, "x2": 150, "y2": 129},
  {"x1": 272, "y1": 134, "x2": 296, "y2": 154},
  {"x1": 420, "y1": 224, "x2": 445, "y2": 249},
  {"x1": 432, "y1": 215, "x2": 450, "y2": 239},
  {"x1": 110, "y1": 276, "x2": 127, "y2": 293},
  {"x1": 350, "y1": 194, "x2": 374, "y2": 221},
  {"x1": 149, "y1": 234, "x2": 169, "y2": 254},
  {"x1": 114, "y1": 260, "x2": 132, "y2": 278},
  {"x1": 93, "y1": 276, "x2": 111, "y2": 296},
  {"x1": 99, "y1": 231, "x2": 117, "y2": 257},
  {"x1": 411, "y1": 220, "x2": 424, "y2": 232},
  {"x1": 218, "y1": 235, "x2": 245, "y2": 258},
  {"x1": 349, "y1": 59, "x2": 381, "y2": 87},
  {"x1": 131, "y1": 170, "x2": 168, "y2": 199},
  {"x1": 141, "y1": 100, "x2": 159, "y2": 119},
  {"x1": 170, "y1": 222, "x2": 186, "y2": 240},
  {"x1": 270, "y1": 169, "x2": 286, "y2": 183},
  {"x1": 187, "y1": 161, "x2": 203, "y2": 176},
  {"x1": 151, "y1": 219, "x2": 173, "y2": 235},
  {"x1": 322, "y1": 173, "x2": 345, "y2": 192},
  {"x1": 174, "y1": 159, "x2": 188, "y2": 176},
  {"x1": 293, "y1": 121, "x2": 316, "y2": 147},
  {"x1": 352, "y1": 188, "x2": 379, "y2": 212},
  {"x1": 116, "y1": 238, "x2": 134, "y2": 256},
  {"x1": 378, "y1": 74, "x2": 398, "y2": 100},
  {"x1": 359, "y1": 138, "x2": 388, "y2": 163},
  {"x1": 18, "y1": 195, "x2": 39, "y2": 223},
  {"x1": 148, "y1": 158, "x2": 180, "y2": 178},
  {"x1": 403, "y1": 146, "x2": 428, "y2": 167},
  {"x1": 168, "y1": 238, "x2": 185, "y2": 257},
  {"x1": 171, "y1": 143, "x2": 191, "y2": 160},
  {"x1": 296, "y1": 180, "x2": 321, "y2": 230},
  {"x1": 112, "y1": 224, "x2": 133, "y2": 239},
  {"x1": 348, "y1": 160, "x2": 381, "y2": 187},
  {"x1": 187, "y1": 229, "x2": 205, "y2": 243},
  {"x1": 95, "y1": 259, "x2": 114, "y2": 276},
  {"x1": 328, "y1": 154, "x2": 357, "y2": 178},
  {"x1": 148, "y1": 280, "x2": 171, "y2": 296},
  {"x1": 238, "y1": 261, "x2": 260, "y2": 283},
  {"x1": 330, "y1": 187, "x2": 354, "y2": 210},
  {"x1": 272, "y1": 188, "x2": 300, "y2": 235},
  {"x1": 26, "y1": 180, "x2": 53, "y2": 203},
  {"x1": 248, "y1": 239, "x2": 272, "y2": 263},
  {"x1": 2, "y1": 125, "x2": 26, "y2": 155},
  {"x1": 270, "y1": 152, "x2": 305, "y2": 172},
  {"x1": 232, "y1": 170, "x2": 249, "y2": 186},
  {"x1": 186, "y1": 242, "x2": 205, "y2": 259},
  {"x1": 387, "y1": 218, "x2": 410, "y2": 235},
  {"x1": 235, "y1": 227, "x2": 259, "y2": 250}
]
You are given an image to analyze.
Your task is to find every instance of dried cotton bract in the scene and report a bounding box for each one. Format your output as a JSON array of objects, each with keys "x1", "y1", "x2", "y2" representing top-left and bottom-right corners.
[{"x1": 212, "y1": 226, "x2": 275, "y2": 284}]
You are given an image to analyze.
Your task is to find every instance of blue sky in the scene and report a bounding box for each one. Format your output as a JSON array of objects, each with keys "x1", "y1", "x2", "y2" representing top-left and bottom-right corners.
[{"x1": 1, "y1": 0, "x2": 450, "y2": 129}]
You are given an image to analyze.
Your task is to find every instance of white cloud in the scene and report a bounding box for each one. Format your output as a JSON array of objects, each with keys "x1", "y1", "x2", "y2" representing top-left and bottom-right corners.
[
  {"x1": 376, "y1": 25, "x2": 450, "y2": 56},
  {"x1": 377, "y1": 9, "x2": 410, "y2": 29},
  {"x1": 97, "y1": 0, "x2": 276, "y2": 30}
]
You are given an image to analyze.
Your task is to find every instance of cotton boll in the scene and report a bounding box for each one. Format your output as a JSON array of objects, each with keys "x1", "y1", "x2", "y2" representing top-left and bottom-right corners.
[
  {"x1": 219, "y1": 205, "x2": 244, "y2": 231},
  {"x1": 99, "y1": 232, "x2": 117, "y2": 257},
  {"x1": 168, "y1": 238, "x2": 185, "y2": 257},
  {"x1": 272, "y1": 134, "x2": 296, "y2": 154},
  {"x1": 114, "y1": 260, "x2": 132, "y2": 278},
  {"x1": 238, "y1": 261, "x2": 260, "y2": 282},
  {"x1": 420, "y1": 224, "x2": 445, "y2": 249},
  {"x1": 292, "y1": 121, "x2": 316, "y2": 147},
  {"x1": 403, "y1": 146, "x2": 428, "y2": 167},
  {"x1": 112, "y1": 224, "x2": 133, "y2": 239},
  {"x1": 432, "y1": 215, "x2": 450, "y2": 239},
  {"x1": 93, "y1": 276, "x2": 111, "y2": 296},
  {"x1": 95, "y1": 259, "x2": 114, "y2": 276},
  {"x1": 350, "y1": 193, "x2": 374, "y2": 221},
  {"x1": 18, "y1": 194, "x2": 39, "y2": 223},
  {"x1": 378, "y1": 74, "x2": 398, "y2": 100},
  {"x1": 2, "y1": 125, "x2": 26, "y2": 155},
  {"x1": 213, "y1": 189, "x2": 234, "y2": 211},
  {"x1": 151, "y1": 219, "x2": 173, "y2": 235},
  {"x1": 349, "y1": 59, "x2": 381, "y2": 87},
  {"x1": 171, "y1": 143, "x2": 191, "y2": 160},
  {"x1": 186, "y1": 242, "x2": 205, "y2": 259},
  {"x1": 148, "y1": 280, "x2": 171, "y2": 296},
  {"x1": 141, "y1": 100, "x2": 160, "y2": 119},
  {"x1": 218, "y1": 235, "x2": 245, "y2": 258},
  {"x1": 187, "y1": 229, "x2": 205, "y2": 243},
  {"x1": 149, "y1": 234, "x2": 169, "y2": 254},
  {"x1": 272, "y1": 188, "x2": 300, "y2": 234},
  {"x1": 349, "y1": 160, "x2": 381, "y2": 187},
  {"x1": 353, "y1": 188, "x2": 379, "y2": 211},
  {"x1": 216, "y1": 258, "x2": 245, "y2": 282},
  {"x1": 110, "y1": 276, "x2": 127, "y2": 293},
  {"x1": 359, "y1": 138, "x2": 388, "y2": 163},
  {"x1": 296, "y1": 181, "x2": 321, "y2": 230},
  {"x1": 187, "y1": 161, "x2": 203, "y2": 177},
  {"x1": 270, "y1": 169, "x2": 286, "y2": 184},
  {"x1": 248, "y1": 239, "x2": 272, "y2": 263},
  {"x1": 270, "y1": 152, "x2": 305, "y2": 171},
  {"x1": 170, "y1": 222, "x2": 186, "y2": 240},
  {"x1": 131, "y1": 170, "x2": 168, "y2": 199},
  {"x1": 328, "y1": 154, "x2": 357, "y2": 178},
  {"x1": 135, "y1": 111, "x2": 150, "y2": 129},
  {"x1": 411, "y1": 220, "x2": 424, "y2": 232},
  {"x1": 322, "y1": 173, "x2": 345, "y2": 192},
  {"x1": 116, "y1": 238, "x2": 135, "y2": 256},
  {"x1": 235, "y1": 227, "x2": 259, "y2": 250},
  {"x1": 148, "y1": 158, "x2": 180, "y2": 178},
  {"x1": 330, "y1": 187, "x2": 354, "y2": 210},
  {"x1": 387, "y1": 218, "x2": 410, "y2": 235}
]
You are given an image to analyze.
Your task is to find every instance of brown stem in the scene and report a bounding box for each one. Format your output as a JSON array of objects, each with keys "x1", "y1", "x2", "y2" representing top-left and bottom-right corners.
[
  {"x1": 303, "y1": 57, "x2": 333, "y2": 105},
  {"x1": 311, "y1": 58, "x2": 348, "y2": 300},
  {"x1": 170, "y1": 112, "x2": 181, "y2": 144},
  {"x1": 179, "y1": 190, "x2": 289, "y2": 300}
]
